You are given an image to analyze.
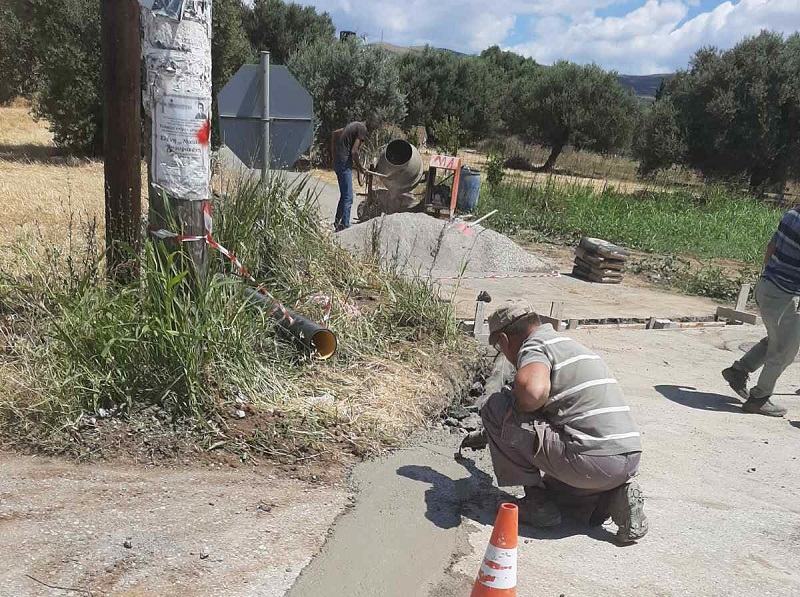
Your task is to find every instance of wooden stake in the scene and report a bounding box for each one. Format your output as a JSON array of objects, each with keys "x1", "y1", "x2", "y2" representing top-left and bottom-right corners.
[{"x1": 736, "y1": 283, "x2": 751, "y2": 312}]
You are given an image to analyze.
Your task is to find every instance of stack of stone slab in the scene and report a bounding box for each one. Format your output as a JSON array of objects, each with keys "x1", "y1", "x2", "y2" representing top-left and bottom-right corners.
[{"x1": 572, "y1": 237, "x2": 628, "y2": 284}]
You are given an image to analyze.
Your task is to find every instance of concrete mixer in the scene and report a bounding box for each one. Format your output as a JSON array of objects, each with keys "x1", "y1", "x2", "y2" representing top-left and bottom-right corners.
[{"x1": 357, "y1": 139, "x2": 478, "y2": 222}]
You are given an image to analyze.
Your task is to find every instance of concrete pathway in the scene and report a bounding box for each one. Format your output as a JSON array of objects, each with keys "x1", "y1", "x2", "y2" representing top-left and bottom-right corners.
[
  {"x1": 441, "y1": 271, "x2": 721, "y2": 321},
  {"x1": 291, "y1": 325, "x2": 800, "y2": 597},
  {"x1": 217, "y1": 147, "x2": 358, "y2": 228}
]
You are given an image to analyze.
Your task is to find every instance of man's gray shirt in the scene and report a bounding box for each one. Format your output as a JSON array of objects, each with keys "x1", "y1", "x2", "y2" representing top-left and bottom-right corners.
[{"x1": 517, "y1": 324, "x2": 642, "y2": 456}]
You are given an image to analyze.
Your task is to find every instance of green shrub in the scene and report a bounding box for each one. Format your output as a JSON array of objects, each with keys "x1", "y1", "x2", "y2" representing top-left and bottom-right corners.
[
  {"x1": 433, "y1": 116, "x2": 465, "y2": 157},
  {"x1": 485, "y1": 153, "x2": 505, "y2": 188}
]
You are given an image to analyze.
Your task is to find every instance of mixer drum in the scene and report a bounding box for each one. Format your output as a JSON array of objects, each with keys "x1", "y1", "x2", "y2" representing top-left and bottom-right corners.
[{"x1": 374, "y1": 139, "x2": 424, "y2": 195}]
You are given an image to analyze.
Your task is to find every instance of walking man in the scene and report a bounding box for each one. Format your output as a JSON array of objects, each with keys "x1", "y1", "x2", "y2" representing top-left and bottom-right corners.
[
  {"x1": 723, "y1": 206, "x2": 800, "y2": 417},
  {"x1": 477, "y1": 301, "x2": 647, "y2": 544},
  {"x1": 331, "y1": 122, "x2": 368, "y2": 231}
]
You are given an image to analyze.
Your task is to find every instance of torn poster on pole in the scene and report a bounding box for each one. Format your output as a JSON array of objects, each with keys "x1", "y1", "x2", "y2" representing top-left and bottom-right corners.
[
  {"x1": 152, "y1": 94, "x2": 211, "y2": 200},
  {"x1": 150, "y1": 0, "x2": 185, "y2": 20}
]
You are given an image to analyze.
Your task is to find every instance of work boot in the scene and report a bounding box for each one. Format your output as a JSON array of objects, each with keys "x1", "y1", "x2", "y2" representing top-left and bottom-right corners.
[
  {"x1": 517, "y1": 486, "x2": 561, "y2": 528},
  {"x1": 742, "y1": 396, "x2": 787, "y2": 418},
  {"x1": 722, "y1": 367, "x2": 750, "y2": 400},
  {"x1": 608, "y1": 481, "x2": 648, "y2": 544}
]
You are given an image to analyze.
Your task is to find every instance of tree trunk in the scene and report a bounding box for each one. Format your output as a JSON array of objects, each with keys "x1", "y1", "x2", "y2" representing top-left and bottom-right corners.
[
  {"x1": 748, "y1": 168, "x2": 769, "y2": 193},
  {"x1": 102, "y1": 0, "x2": 141, "y2": 283},
  {"x1": 538, "y1": 142, "x2": 564, "y2": 173}
]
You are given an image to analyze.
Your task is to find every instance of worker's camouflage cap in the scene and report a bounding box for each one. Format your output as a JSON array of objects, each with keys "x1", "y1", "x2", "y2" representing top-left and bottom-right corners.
[{"x1": 488, "y1": 300, "x2": 537, "y2": 345}]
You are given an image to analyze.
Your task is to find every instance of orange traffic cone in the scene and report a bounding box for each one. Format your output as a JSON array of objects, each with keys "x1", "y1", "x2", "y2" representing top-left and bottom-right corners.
[{"x1": 470, "y1": 503, "x2": 518, "y2": 597}]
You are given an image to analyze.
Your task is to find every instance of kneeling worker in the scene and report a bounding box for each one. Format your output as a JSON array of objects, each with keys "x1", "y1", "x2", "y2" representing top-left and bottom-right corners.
[{"x1": 480, "y1": 301, "x2": 647, "y2": 543}]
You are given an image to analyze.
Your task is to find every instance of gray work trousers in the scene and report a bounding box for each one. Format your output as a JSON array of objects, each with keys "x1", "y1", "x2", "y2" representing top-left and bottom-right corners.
[
  {"x1": 480, "y1": 390, "x2": 640, "y2": 496},
  {"x1": 734, "y1": 278, "x2": 800, "y2": 399}
]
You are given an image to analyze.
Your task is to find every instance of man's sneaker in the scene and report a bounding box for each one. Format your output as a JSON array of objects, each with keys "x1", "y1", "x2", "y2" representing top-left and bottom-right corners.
[
  {"x1": 608, "y1": 481, "x2": 648, "y2": 544},
  {"x1": 518, "y1": 486, "x2": 562, "y2": 527},
  {"x1": 722, "y1": 367, "x2": 750, "y2": 400},
  {"x1": 743, "y1": 396, "x2": 787, "y2": 418}
]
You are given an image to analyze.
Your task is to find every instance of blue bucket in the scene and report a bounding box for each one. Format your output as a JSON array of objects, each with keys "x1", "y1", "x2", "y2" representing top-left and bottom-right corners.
[{"x1": 457, "y1": 166, "x2": 481, "y2": 213}]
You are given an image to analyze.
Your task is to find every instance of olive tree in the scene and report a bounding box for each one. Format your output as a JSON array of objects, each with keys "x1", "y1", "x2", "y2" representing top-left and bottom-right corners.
[
  {"x1": 397, "y1": 47, "x2": 506, "y2": 142},
  {"x1": 641, "y1": 31, "x2": 800, "y2": 189},
  {"x1": 505, "y1": 61, "x2": 639, "y2": 171},
  {"x1": 244, "y1": 0, "x2": 335, "y2": 64},
  {"x1": 289, "y1": 37, "x2": 407, "y2": 161}
]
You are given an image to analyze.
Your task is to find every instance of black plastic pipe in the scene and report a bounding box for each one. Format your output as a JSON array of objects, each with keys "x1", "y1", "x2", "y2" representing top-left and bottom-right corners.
[{"x1": 241, "y1": 285, "x2": 338, "y2": 360}]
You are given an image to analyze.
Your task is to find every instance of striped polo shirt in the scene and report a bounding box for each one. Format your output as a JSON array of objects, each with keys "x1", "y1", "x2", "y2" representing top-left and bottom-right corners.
[
  {"x1": 764, "y1": 207, "x2": 800, "y2": 295},
  {"x1": 517, "y1": 324, "x2": 641, "y2": 456}
]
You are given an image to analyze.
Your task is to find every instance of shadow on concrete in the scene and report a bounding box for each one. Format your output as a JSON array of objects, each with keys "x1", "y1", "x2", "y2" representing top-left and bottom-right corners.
[
  {"x1": 655, "y1": 385, "x2": 743, "y2": 413},
  {"x1": 396, "y1": 457, "x2": 615, "y2": 544},
  {"x1": 789, "y1": 421, "x2": 800, "y2": 430}
]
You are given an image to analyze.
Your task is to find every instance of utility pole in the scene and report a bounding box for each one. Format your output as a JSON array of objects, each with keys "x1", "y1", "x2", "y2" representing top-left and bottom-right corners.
[
  {"x1": 141, "y1": 0, "x2": 213, "y2": 281},
  {"x1": 102, "y1": 0, "x2": 142, "y2": 282}
]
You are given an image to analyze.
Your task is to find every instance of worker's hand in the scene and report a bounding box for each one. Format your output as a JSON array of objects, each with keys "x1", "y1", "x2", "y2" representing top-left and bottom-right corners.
[{"x1": 456, "y1": 429, "x2": 487, "y2": 460}]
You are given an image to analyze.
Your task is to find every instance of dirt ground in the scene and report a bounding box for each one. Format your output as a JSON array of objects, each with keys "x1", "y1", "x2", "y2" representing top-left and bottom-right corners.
[
  {"x1": 0, "y1": 455, "x2": 348, "y2": 596},
  {"x1": 311, "y1": 147, "x2": 659, "y2": 196},
  {"x1": 291, "y1": 325, "x2": 800, "y2": 597}
]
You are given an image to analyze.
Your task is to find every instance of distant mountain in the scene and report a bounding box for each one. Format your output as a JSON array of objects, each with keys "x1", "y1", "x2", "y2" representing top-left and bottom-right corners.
[
  {"x1": 370, "y1": 42, "x2": 671, "y2": 100},
  {"x1": 373, "y1": 42, "x2": 467, "y2": 57},
  {"x1": 616, "y1": 74, "x2": 672, "y2": 100}
]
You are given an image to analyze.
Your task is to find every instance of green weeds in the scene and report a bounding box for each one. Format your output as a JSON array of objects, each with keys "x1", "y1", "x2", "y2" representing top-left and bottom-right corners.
[
  {"x1": 481, "y1": 180, "x2": 781, "y2": 264},
  {"x1": 0, "y1": 174, "x2": 468, "y2": 460}
]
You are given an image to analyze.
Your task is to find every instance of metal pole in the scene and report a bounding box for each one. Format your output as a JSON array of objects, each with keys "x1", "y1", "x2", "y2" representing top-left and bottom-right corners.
[
  {"x1": 261, "y1": 50, "x2": 271, "y2": 183},
  {"x1": 102, "y1": 0, "x2": 141, "y2": 283}
]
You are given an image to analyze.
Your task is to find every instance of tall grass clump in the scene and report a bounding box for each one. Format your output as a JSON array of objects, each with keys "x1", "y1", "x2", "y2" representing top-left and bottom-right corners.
[
  {"x1": 0, "y1": 174, "x2": 468, "y2": 460},
  {"x1": 480, "y1": 179, "x2": 783, "y2": 264}
]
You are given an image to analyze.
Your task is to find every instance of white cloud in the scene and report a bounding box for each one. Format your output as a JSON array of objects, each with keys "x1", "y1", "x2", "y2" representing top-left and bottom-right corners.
[
  {"x1": 298, "y1": 1, "x2": 625, "y2": 53},
  {"x1": 511, "y1": 0, "x2": 800, "y2": 73},
  {"x1": 292, "y1": 1, "x2": 800, "y2": 73}
]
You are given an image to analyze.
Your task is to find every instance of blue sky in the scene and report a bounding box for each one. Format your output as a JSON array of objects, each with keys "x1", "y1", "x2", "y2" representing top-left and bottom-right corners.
[{"x1": 294, "y1": 0, "x2": 800, "y2": 74}]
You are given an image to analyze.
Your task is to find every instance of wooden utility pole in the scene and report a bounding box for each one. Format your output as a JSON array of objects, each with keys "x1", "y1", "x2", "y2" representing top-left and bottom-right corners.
[
  {"x1": 102, "y1": 0, "x2": 142, "y2": 282},
  {"x1": 141, "y1": 0, "x2": 213, "y2": 281}
]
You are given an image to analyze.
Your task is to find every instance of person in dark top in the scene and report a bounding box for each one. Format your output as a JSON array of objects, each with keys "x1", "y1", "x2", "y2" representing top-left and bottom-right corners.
[
  {"x1": 331, "y1": 122, "x2": 368, "y2": 231},
  {"x1": 722, "y1": 206, "x2": 800, "y2": 417}
]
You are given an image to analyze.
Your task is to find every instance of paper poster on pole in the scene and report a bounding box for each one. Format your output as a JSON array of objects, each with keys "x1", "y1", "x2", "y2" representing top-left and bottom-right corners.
[
  {"x1": 150, "y1": 0, "x2": 185, "y2": 20},
  {"x1": 152, "y1": 94, "x2": 210, "y2": 201}
]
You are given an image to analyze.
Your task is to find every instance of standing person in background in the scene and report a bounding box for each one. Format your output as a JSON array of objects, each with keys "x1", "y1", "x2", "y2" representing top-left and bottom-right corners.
[
  {"x1": 331, "y1": 122, "x2": 368, "y2": 231},
  {"x1": 722, "y1": 206, "x2": 800, "y2": 417}
]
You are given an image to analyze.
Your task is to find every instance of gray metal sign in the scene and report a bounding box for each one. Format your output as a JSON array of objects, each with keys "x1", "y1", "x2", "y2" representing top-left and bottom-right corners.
[{"x1": 218, "y1": 57, "x2": 314, "y2": 172}]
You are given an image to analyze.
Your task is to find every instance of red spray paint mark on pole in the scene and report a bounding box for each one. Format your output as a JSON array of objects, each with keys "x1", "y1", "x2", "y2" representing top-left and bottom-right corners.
[{"x1": 196, "y1": 119, "x2": 211, "y2": 146}]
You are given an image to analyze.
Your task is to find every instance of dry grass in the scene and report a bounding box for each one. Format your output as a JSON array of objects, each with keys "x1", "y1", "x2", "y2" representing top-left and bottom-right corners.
[
  {"x1": 0, "y1": 98, "x2": 54, "y2": 148},
  {"x1": 310, "y1": 142, "x2": 692, "y2": 196},
  {"x1": 0, "y1": 109, "x2": 476, "y2": 461},
  {"x1": 0, "y1": 102, "x2": 147, "y2": 247}
]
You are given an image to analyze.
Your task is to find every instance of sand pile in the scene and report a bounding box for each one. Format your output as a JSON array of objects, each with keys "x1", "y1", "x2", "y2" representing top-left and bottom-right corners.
[{"x1": 336, "y1": 212, "x2": 554, "y2": 277}]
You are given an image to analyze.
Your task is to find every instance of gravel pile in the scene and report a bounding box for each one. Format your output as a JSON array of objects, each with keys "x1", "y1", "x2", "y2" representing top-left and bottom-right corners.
[{"x1": 336, "y1": 212, "x2": 554, "y2": 277}]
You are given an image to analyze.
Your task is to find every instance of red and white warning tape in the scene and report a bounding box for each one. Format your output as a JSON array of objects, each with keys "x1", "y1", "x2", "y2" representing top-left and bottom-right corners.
[
  {"x1": 149, "y1": 201, "x2": 296, "y2": 325},
  {"x1": 433, "y1": 271, "x2": 561, "y2": 281}
]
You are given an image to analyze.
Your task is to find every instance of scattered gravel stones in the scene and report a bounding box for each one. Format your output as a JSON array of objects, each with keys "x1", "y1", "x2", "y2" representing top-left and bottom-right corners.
[{"x1": 336, "y1": 212, "x2": 554, "y2": 277}]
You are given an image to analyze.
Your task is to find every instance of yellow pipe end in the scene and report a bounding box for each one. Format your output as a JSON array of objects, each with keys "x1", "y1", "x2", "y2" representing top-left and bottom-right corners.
[{"x1": 312, "y1": 329, "x2": 338, "y2": 360}]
